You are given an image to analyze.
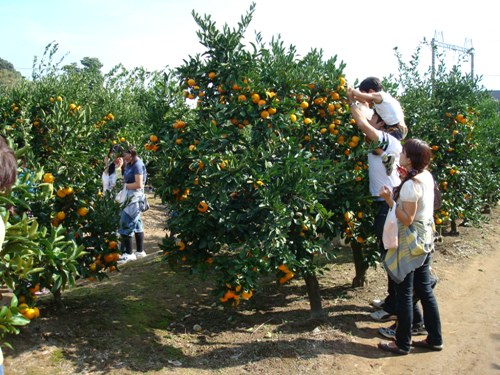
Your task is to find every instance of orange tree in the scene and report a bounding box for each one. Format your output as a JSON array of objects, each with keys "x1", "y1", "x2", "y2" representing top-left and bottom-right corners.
[
  {"x1": 468, "y1": 90, "x2": 500, "y2": 211},
  {"x1": 394, "y1": 45, "x2": 497, "y2": 234},
  {"x1": 151, "y1": 4, "x2": 378, "y2": 317},
  {"x1": 0, "y1": 46, "x2": 179, "y2": 309}
]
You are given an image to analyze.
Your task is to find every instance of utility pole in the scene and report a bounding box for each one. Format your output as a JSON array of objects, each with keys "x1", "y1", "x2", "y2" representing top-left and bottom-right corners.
[{"x1": 430, "y1": 33, "x2": 474, "y2": 83}]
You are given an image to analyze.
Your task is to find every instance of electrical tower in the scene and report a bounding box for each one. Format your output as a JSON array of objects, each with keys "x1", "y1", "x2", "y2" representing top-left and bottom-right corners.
[{"x1": 430, "y1": 31, "x2": 474, "y2": 82}]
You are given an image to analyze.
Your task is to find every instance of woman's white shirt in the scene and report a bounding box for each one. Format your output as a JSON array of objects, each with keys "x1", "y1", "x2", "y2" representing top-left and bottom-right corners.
[{"x1": 398, "y1": 170, "x2": 435, "y2": 222}]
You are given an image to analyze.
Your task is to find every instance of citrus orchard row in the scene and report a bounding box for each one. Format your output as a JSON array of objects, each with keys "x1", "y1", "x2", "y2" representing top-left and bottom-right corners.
[{"x1": 0, "y1": 4, "x2": 498, "y2": 343}]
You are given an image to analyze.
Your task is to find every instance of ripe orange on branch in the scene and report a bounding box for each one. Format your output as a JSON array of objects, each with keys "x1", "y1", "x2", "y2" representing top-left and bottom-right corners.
[{"x1": 197, "y1": 201, "x2": 209, "y2": 213}]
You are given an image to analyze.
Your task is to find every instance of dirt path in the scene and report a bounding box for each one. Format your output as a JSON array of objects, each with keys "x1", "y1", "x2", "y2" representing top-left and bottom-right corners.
[
  {"x1": 142, "y1": 199, "x2": 500, "y2": 375},
  {"x1": 3, "y1": 196, "x2": 499, "y2": 374},
  {"x1": 354, "y1": 240, "x2": 500, "y2": 374}
]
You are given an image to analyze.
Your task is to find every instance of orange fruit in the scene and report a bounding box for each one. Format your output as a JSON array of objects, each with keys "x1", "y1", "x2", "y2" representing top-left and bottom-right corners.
[
  {"x1": 187, "y1": 78, "x2": 195, "y2": 87},
  {"x1": 150, "y1": 135, "x2": 158, "y2": 143},
  {"x1": 28, "y1": 284, "x2": 40, "y2": 295},
  {"x1": 56, "y1": 211, "x2": 66, "y2": 221},
  {"x1": 261, "y1": 110, "x2": 270, "y2": 119},
  {"x1": 104, "y1": 253, "x2": 116, "y2": 263},
  {"x1": 268, "y1": 107, "x2": 277, "y2": 115},
  {"x1": 300, "y1": 101, "x2": 309, "y2": 109},
  {"x1": 43, "y1": 173, "x2": 54, "y2": 183},
  {"x1": 290, "y1": 114, "x2": 297, "y2": 123},
  {"x1": 241, "y1": 290, "x2": 253, "y2": 300},
  {"x1": 251, "y1": 93, "x2": 260, "y2": 103},
  {"x1": 77, "y1": 207, "x2": 89, "y2": 217},
  {"x1": 69, "y1": 103, "x2": 77, "y2": 110},
  {"x1": 56, "y1": 189, "x2": 66, "y2": 198},
  {"x1": 173, "y1": 120, "x2": 186, "y2": 129},
  {"x1": 23, "y1": 308, "x2": 37, "y2": 320},
  {"x1": 208, "y1": 72, "x2": 216, "y2": 79},
  {"x1": 108, "y1": 241, "x2": 118, "y2": 249},
  {"x1": 197, "y1": 201, "x2": 209, "y2": 213},
  {"x1": 278, "y1": 264, "x2": 290, "y2": 273},
  {"x1": 63, "y1": 186, "x2": 74, "y2": 195}
]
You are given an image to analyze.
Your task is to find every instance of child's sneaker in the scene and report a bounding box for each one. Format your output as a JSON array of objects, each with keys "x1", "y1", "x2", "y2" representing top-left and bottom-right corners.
[
  {"x1": 135, "y1": 251, "x2": 147, "y2": 259},
  {"x1": 382, "y1": 153, "x2": 396, "y2": 175},
  {"x1": 117, "y1": 252, "x2": 137, "y2": 264}
]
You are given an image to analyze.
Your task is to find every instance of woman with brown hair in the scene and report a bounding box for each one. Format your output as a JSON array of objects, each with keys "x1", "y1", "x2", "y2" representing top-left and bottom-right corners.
[
  {"x1": 117, "y1": 146, "x2": 148, "y2": 263},
  {"x1": 0, "y1": 136, "x2": 17, "y2": 374},
  {"x1": 0, "y1": 137, "x2": 17, "y2": 191},
  {"x1": 377, "y1": 138, "x2": 443, "y2": 355}
]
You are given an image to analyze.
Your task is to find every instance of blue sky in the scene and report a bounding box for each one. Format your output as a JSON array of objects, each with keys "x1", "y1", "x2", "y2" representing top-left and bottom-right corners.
[{"x1": 1, "y1": 0, "x2": 499, "y2": 89}]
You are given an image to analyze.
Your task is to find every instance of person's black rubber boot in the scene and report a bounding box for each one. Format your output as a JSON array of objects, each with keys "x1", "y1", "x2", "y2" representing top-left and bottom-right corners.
[
  {"x1": 135, "y1": 232, "x2": 144, "y2": 253},
  {"x1": 120, "y1": 235, "x2": 133, "y2": 254}
]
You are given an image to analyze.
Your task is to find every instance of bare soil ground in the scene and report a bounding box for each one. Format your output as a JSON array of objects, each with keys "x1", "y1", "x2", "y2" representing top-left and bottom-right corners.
[{"x1": 3, "y1": 195, "x2": 500, "y2": 374}]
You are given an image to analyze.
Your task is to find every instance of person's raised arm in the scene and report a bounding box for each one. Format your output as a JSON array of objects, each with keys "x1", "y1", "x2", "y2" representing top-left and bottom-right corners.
[
  {"x1": 350, "y1": 88, "x2": 383, "y2": 104},
  {"x1": 349, "y1": 103, "x2": 379, "y2": 142}
]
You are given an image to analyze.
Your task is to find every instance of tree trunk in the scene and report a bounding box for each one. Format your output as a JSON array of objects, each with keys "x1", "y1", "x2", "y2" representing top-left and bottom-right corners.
[
  {"x1": 351, "y1": 241, "x2": 368, "y2": 287},
  {"x1": 304, "y1": 273, "x2": 325, "y2": 319},
  {"x1": 53, "y1": 288, "x2": 66, "y2": 312},
  {"x1": 444, "y1": 219, "x2": 460, "y2": 236}
]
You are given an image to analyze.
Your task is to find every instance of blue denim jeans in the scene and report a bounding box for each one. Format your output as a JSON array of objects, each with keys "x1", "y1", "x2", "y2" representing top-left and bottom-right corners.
[
  {"x1": 118, "y1": 210, "x2": 143, "y2": 236},
  {"x1": 395, "y1": 254, "x2": 443, "y2": 351},
  {"x1": 373, "y1": 201, "x2": 397, "y2": 315}
]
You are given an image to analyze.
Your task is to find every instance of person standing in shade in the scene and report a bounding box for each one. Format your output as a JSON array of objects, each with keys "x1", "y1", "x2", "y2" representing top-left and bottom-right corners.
[{"x1": 118, "y1": 146, "x2": 148, "y2": 263}]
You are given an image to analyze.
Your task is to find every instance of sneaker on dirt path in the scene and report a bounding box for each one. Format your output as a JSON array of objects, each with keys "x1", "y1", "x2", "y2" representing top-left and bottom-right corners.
[
  {"x1": 378, "y1": 326, "x2": 396, "y2": 340},
  {"x1": 118, "y1": 252, "x2": 137, "y2": 264},
  {"x1": 135, "y1": 251, "x2": 147, "y2": 259},
  {"x1": 411, "y1": 325, "x2": 428, "y2": 336},
  {"x1": 371, "y1": 299, "x2": 385, "y2": 309},
  {"x1": 370, "y1": 309, "x2": 397, "y2": 322}
]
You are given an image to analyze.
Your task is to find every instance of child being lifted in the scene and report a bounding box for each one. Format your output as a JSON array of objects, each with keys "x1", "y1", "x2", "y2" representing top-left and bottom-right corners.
[{"x1": 349, "y1": 76, "x2": 408, "y2": 175}]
